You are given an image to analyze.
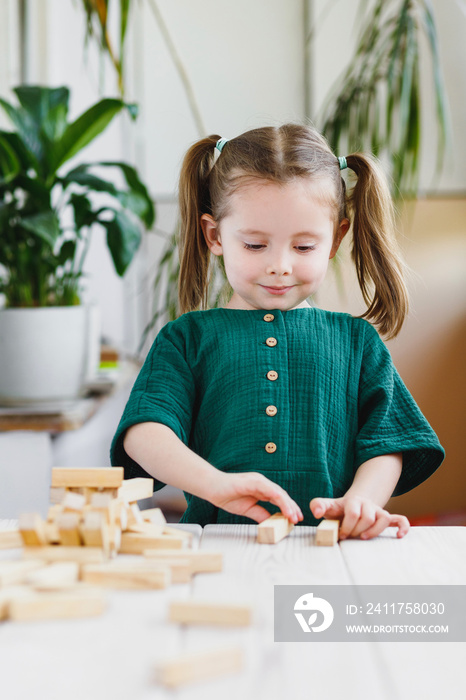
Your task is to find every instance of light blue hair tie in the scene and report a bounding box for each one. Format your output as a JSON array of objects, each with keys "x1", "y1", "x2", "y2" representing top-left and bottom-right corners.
[
  {"x1": 215, "y1": 137, "x2": 229, "y2": 153},
  {"x1": 338, "y1": 156, "x2": 348, "y2": 170}
]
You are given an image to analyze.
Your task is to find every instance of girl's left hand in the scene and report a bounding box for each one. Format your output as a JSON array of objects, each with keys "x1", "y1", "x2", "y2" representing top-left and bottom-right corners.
[{"x1": 309, "y1": 496, "x2": 410, "y2": 540}]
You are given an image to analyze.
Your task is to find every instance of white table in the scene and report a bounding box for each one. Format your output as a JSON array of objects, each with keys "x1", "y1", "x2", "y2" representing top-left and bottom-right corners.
[{"x1": 0, "y1": 523, "x2": 465, "y2": 700}]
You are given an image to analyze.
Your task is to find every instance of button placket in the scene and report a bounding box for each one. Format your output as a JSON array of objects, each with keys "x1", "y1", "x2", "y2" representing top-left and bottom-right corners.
[{"x1": 263, "y1": 313, "x2": 279, "y2": 453}]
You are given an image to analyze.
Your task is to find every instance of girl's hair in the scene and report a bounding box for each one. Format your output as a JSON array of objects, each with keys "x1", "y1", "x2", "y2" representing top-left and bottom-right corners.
[{"x1": 178, "y1": 123, "x2": 409, "y2": 339}]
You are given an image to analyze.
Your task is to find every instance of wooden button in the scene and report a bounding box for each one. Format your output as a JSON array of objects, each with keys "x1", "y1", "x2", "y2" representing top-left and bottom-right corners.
[
  {"x1": 263, "y1": 314, "x2": 275, "y2": 322},
  {"x1": 266, "y1": 370, "x2": 278, "y2": 381},
  {"x1": 266, "y1": 405, "x2": 277, "y2": 416},
  {"x1": 266, "y1": 337, "x2": 277, "y2": 347},
  {"x1": 265, "y1": 442, "x2": 277, "y2": 453}
]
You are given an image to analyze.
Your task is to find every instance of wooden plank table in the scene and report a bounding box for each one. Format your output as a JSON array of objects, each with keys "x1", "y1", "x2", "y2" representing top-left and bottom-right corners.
[{"x1": 0, "y1": 522, "x2": 465, "y2": 700}]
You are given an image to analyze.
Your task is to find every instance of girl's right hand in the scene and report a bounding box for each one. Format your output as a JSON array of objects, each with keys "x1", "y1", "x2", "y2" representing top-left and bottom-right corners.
[{"x1": 209, "y1": 471, "x2": 304, "y2": 524}]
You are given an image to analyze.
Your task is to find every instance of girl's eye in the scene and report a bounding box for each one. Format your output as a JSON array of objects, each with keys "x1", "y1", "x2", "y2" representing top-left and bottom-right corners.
[
  {"x1": 296, "y1": 246, "x2": 316, "y2": 252},
  {"x1": 243, "y1": 243, "x2": 264, "y2": 250}
]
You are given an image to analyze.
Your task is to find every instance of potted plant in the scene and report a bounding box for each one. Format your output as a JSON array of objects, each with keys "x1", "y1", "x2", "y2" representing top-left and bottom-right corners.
[{"x1": 0, "y1": 85, "x2": 154, "y2": 404}]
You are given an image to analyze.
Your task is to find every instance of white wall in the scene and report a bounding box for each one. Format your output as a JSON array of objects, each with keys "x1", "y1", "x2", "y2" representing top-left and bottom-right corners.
[{"x1": 1, "y1": 0, "x2": 465, "y2": 354}]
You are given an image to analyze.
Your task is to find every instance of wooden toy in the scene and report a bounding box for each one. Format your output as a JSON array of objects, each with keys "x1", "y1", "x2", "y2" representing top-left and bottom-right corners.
[
  {"x1": 51, "y1": 467, "x2": 124, "y2": 489},
  {"x1": 315, "y1": 519, "x2": 340, "y2": 546},
  {"x1": 81, "y1": 561, "x2": 172, "y2": 589},
  {"x1": 154, "y1": 646, "x2": 243, "y2": 688},
  {"x1": 8, "y1": 588, "x2": 106, "y2": 621},
  {"x1": 169, "y1": 600, "x2": 252, "y2": 626},
  {"x1": 18, "y1": 513, "x2": 48, "y2": 546},
  {"x1": 117, "y1": 477, "x2": 154, "y2": 503},
  {"x1": 257, "y1": 513, "x2": 294, "y2": 544},
  {"x1": 143, "y1": 549, "x2": 223, "y2": 573}
]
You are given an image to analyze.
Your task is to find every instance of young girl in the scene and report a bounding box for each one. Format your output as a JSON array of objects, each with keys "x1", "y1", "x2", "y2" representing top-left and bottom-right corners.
[{"x1": 110, "y1": 123, "x2": 445, "y2": 540}]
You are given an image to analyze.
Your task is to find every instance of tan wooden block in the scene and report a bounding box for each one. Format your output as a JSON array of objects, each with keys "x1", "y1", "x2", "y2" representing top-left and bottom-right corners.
[
  {"x1": 44, "y1": 521, "x2": 61, "y2": 545},
  {"x1": 62, "y1": 491, "x2": 86, "y2": 512},
  {"x1": 80, "y1": 511, "x2": 110, "y2": 553},
  {"x1": 22, "y1": 546, "x2": 106, "y2": 564},
  {"x1": 81, "y1": 561, "x2": 171, "y2": 589},
  {"x1": 315, "y1": 519, "x2": 340, "y2": 546},
  {"x1": 143, "y1": 549, "x2": 223, "y2": 573},
  {"x1": 117, "y1": 477, "x2": 154, "y2": 503},
  {"x1": 8, "y1": 588, "x2": 107, "y2": 621},
  {"x1": 0, "y1": 559, "x2": 45, "y2": 587},
  {"x1": 26, "y1": 562, "x2": 80, "y2": 591},
  {"x1": 142, "y1": 508, "x2": 166, "y2": 525},
  {"x1": 120, "y1": 533, "x2": 186, "y2": 554},
  {"x1": 108, "y1": 498, "x2": 127, "y2": 530},
  {"x1": 47, "y1": 504, "x2": 64, "y2": 522},
  {"x1": 90, "y1": 491, "x2": 114, "y2": 511},
  {"x1": 169, "y1": 600, "x2": 252, "y2": 626},
  {"x1": 0, "y1": 530, "x2": 23, "y2": 549},
  {"x1": 18, "y1": 513, "x2": 48, "y2": 546},
  {"x1": 108, "y1": 522, "x2": 121, "y2": 555},
  {"x1": 155, "y1": 646, "x2": 243, "y2": 688},
  {"x1": 51, "y1": 467, "x2": 124, "y2": 489},
  {"x1": 257, "y1": 513, "x2": 294, "y2": 544},
  {"x1": 0, "y1": 586, "x2": 32, "y2": 620},
  {"x1": 125, "y1": 502, "x2": 144, "y2": 528},
  {"x1": 49, "y1": 487, "x2": 66, "y2": 505},
  {"x1": 126, "y1": 522, "x2": 164, "y2": 537},
  {"x1": 56, "y1": 513, "x2": 83, "y2": 546}
]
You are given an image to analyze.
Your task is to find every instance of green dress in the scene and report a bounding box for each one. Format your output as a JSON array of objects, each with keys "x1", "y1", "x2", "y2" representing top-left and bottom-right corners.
[{"x1": 110, "y1": 307, "x2": 445, "y2": 525}]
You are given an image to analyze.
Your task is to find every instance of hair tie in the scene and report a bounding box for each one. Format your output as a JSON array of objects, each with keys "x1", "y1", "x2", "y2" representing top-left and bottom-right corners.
[
  {"x1": 338, "y1": 156, "x2": 348, "y2": 171},
  {"x1": 215, "y1": 137, "x2": 229, "y2": 153}
]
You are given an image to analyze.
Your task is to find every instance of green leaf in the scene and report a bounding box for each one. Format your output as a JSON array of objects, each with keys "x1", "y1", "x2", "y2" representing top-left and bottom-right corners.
[
  {"x1": 49, "y1": 98, "x2": 128, "y2": 178},
  {"x1": 0, "y1": 135, "x2": 21, "y2": 185},
  {"x1": 14, "y1": 86, "x2": 69, "y2": 141},
  {"x1": 103, "y1": 209, "x2": 142, "y2": 276},
  {"x1": 19, "y1": 210, "x2": 61, "y2": 247},
  {"x1": 0, "y1": 97, "x2": 43, "y2": 169},
  {"x1": 69, "y1": 193, "x2": 97, "y2": 229},
  {"x1": 100, "y1": 160, "x2": 155, "y2": 227}
]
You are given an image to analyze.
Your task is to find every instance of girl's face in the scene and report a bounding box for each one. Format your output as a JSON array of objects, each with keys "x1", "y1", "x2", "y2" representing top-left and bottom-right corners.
[{"x1": 201, "y1": 178, "x2": 349, "y2": 311}]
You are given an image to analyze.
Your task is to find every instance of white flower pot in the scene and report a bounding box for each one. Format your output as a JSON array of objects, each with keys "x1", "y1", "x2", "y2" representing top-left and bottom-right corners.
[{"x1": 0, "y1": 305, "x2": 100, "y2": 405}]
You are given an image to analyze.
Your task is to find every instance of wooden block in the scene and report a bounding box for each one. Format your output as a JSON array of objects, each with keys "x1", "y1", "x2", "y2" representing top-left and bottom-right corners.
[
  {"x1": 62, "y1": 491, "x2": 86, "y2": 512},
  {"x1": 8, "y1": 589, "x2": 106, "y2": 621},
  {"x1": 315, "y1": 519, "x2": 339, "y2": 546},
  {"x1": 0, "y1": 586, "x2": 32, "y2": 620},
  {"x1": 109, "y1": 498, "x2": 127, "y2": 530},
  {"x1": 126, "y1": 522, "x2": 164, "y2": 537},
  {"x1": 0, "y1": 530, "x2": 23, "y2": 549},
  {"x1": 26, "y1": 562, "x2": 80, "y2": 591},
  {"x1": 117, "y1": 477, "x2": 154, "y2": 503},
  {"x1": 47, "y1": 504, "x2": 64, "y2": 522},
  {"x1": 81, "y1": 561, "x2": 171, "y2": 589},
  {"x1": 155, "y1": 646, "x2": 243, "y2": 688},
  {"x1": 0, "y1": 559, "x2": 45, "y2": 587},
  {"x1": 143, "y1": 549, "x2": 223, "y2": 573},
  {"x1": 108, "y1": 522, "x2": 121, "y2": 555},
  {"x1": 49, "y1": 487, "x2": 66, "y2": 504},
  {"x1": 169, "y1": 600, "x2": 252, "y2": 626},
  {"x1": 18, "y1": 513, "x2": 48, "y2": 546},
  {"x1": 51, "y1": 467, "x2": 124, "y2": 489},
  {"x1": 119, "y1": 532, "x2": 186, "y2": 554},
  {"x1": 22, "y1": 546, "x2": 105, "y2": 564},
  {"x1": 125, "y1": 502, "x2": 144, "y2": 528},
  {"x1": 44, "y1": 521, "x2": 61, "y2": 545},
  {"x1": 257, "y1": 513, "x2": 294, "y2": 544},
  {"x1": 80, "y1": 512, "x2": 110, "y2": 555},
  {"x1": 90, "y1": 491, "x2": 114, "y2": 510},
  {"x1": 142, "y1": 508, "x2": 166, "y2": 525},
  {"x1": 56, "y1": 513, "x2": 83, "y2": 546}
]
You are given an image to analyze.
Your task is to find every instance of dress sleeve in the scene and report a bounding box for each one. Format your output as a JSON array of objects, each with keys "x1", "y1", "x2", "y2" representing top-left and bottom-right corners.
[
  {"x1": 109, "y1": 322, "x2": 196, "y2": 491},
  {"x1": 354, "y1": 320, "x2": 445, "y2": 497}
]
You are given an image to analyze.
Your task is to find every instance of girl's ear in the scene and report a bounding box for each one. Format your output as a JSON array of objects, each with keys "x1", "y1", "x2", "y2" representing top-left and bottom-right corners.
[
  {"x1": 329, "y1": 218, "x2": 350, "y2": 259},
  {"x1": 200, "y1": 214, "x2": 223, "y2": 256}
]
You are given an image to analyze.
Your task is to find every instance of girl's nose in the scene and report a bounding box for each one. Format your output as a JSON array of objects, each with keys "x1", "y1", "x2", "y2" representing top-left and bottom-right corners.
[{"x1": 265, "y1": 254, "x2": 292, "y2": 276}]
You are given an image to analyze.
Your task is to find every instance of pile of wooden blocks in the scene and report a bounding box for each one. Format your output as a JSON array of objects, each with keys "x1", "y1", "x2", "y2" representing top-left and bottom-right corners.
[{"x1": 0, "y1": 467, "x2": 251, "y2": 688}]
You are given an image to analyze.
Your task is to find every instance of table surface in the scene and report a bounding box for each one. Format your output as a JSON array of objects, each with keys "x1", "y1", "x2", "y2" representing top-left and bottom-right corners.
[{"x1": 0, "y1": 522, "x2": 465, "y2": 700}]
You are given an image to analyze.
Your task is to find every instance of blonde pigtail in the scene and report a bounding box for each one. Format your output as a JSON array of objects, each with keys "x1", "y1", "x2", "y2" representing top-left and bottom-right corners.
[{"x1": 346, "y1": 153, "x2": 410, "y2": 339}]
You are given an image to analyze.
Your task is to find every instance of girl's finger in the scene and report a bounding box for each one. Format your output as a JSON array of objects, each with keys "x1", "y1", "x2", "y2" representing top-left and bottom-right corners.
[
  {"x1": 339, "y1": 502, "x2": 362, "y2": 539},
  {"x1": 361, "y1": 512, "x2": 409, "y2": 540},
  {"x1": 257, "y1": 483, "x2": 302, "y2": 523},
  {"x1": 246, "y1": 505, "x2": 279, "y2": 524},
  {"x1": 388, "y1": 513, "x2": 410, "y2": 538},
  {"x1": 309, "y1": 498, "x2": 335, "y2": 518},
  {"x1": 347, "y1": 501, "x2": 379, "y2": 539}
]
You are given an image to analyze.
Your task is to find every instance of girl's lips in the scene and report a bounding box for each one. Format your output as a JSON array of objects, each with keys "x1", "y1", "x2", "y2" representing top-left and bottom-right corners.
[{"x1": 261, "y1": 285, "x2": 293, "y2": 295}]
